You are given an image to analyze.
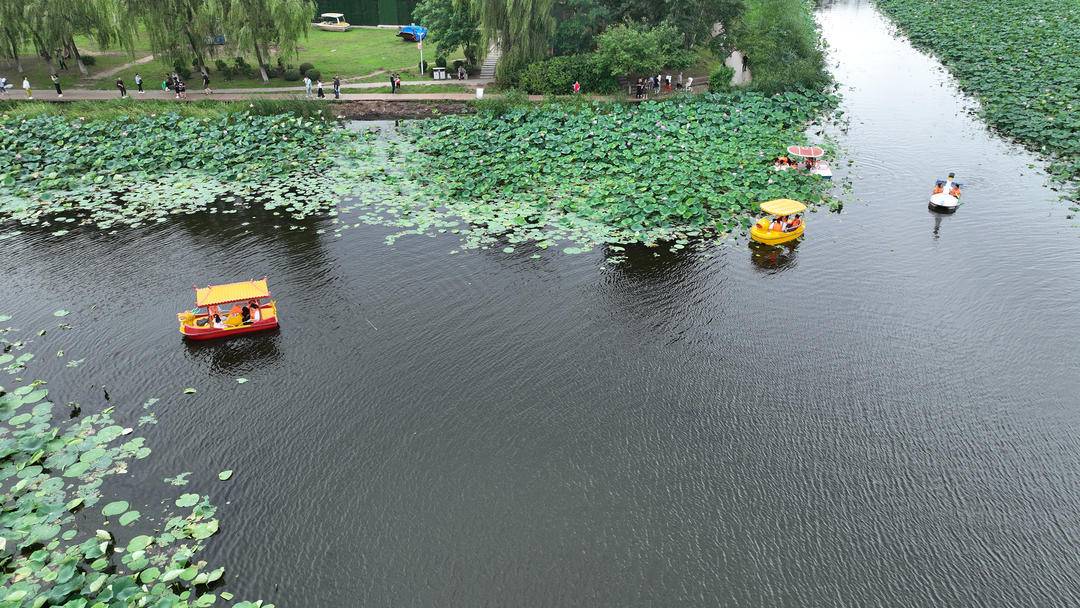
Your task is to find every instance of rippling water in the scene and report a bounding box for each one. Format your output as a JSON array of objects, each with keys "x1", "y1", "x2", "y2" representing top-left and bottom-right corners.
[{"x1": 2, "y1": 1, "x2": 1079, "y2": 605}]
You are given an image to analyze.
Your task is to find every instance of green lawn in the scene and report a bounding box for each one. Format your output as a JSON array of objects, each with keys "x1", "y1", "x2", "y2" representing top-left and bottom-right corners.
[{"x1": 94, "y1": 27, "x2": 464, "y2": 90}]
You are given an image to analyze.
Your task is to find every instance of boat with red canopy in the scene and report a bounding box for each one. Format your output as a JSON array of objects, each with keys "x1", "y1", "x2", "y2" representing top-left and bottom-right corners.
[
  {"x1": 774, "y1": 145, "x2": 833, "y2": 179},
  {"x1": 177, "y1": 278, "x2": 279, "y2": 340}
]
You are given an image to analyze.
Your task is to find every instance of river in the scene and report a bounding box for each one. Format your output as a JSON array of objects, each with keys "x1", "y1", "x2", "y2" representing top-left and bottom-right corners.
[{"x1": 2, "y1": 0, "x2": 1079, "y2": 605}]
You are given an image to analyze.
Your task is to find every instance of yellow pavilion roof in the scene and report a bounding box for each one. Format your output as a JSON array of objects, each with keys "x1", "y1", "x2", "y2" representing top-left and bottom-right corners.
[
  {"x1": 195, "y1": 279, "x2": 270, "y2": 307},
  {"x1": 759, "y1": 199, "x2": 807, "y2": 216}
]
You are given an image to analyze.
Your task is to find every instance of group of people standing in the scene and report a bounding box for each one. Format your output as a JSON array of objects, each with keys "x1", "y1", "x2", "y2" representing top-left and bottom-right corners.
[
  {"x1": 389, "y1": 73, "x2": 403, "y2": 93},
  {"x1": 304, "y1": 75, "x2": 344, "y2": 99},
  {"x1": 634, "y1": 73, "x2": 691, "y2": 99}
]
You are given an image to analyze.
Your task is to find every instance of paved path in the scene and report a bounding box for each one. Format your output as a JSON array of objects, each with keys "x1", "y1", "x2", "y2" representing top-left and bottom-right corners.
[
  {"x1": 22, "y1": 77, "x2": 498, "y2": 101},
  {"x1": 10, "y1": 89, "x2": 538, "y2": 102}
]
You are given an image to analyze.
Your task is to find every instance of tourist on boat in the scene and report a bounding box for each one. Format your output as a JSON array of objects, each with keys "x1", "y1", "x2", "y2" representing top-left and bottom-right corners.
[
  {"x1": 770, "y1": 215, "x2": 786, "y2": 232},
  {"x1": 212, "y1": 314, "x2": 224, "y2": 329},
  {"x1": 785, "y1": 215, "x2": 803, "y2": 231},
  {"x1": 241, "y1": 306, "x2": 251, "y2": 324},
  {"x1": 249, "y1": 301, "x2": 261, "y2": 322}
]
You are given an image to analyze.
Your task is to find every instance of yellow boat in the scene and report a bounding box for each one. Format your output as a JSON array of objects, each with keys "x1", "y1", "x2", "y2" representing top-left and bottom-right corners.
[{"x1": 750, "y1": 199, "x2": 807, "y2": 245}]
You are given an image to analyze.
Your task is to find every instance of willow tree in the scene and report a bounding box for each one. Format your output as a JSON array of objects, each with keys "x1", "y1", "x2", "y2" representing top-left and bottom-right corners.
[
  {"x1": 23, "y1": 0, "x2": 129, "y2": 75},
  {"x1": 476, "y1": 0, "x2": 556, "y2": 81},
  {"x1": 125, "y1": 0, "x2": 218, "y2": 77},
  {"x1": 0, "y1": 0, "x2": 29, "y2": 72},
  {"x1": 220, "y1": 0, "x2": 315, "y2": 82}
]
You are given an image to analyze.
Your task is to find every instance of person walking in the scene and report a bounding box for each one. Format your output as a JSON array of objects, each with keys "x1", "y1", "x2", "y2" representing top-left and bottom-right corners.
[
  {"x1": 202, "y1": 72, "x2": 212, "y2": 94},
  {"x1": 332, "y1": 76, "x2": 341, "y2": 99},
  {"x1": 0, "y1": 76, "x2": 7, "y2": 96},
  {"x1": 303, "y1": 74, "x2": 313, "y2": 98},
  {"x1": 176, "y1": 78, "x2": 186, "y2": 99},
  {"x1": 394, "y1": 74, "x2": 401, "y2": 93},
  {"x1": 22, "y1": 77, "x2": 32, "y2": 99},
  {"x1": 389, "y1": 72, "x2": 397, "y2": 93},
  {"x1": 316, "y1": 79, "x2": 325, "y2": 98},
  {"x1": 116, "y1": 78, "x2": 127, "y2": 98},
  {"x1": 50, "y1": 74, "x2": 63, "y2": 98},
  {"x1": 135, "y1": 73, "x2": 144, "y2": 94}
]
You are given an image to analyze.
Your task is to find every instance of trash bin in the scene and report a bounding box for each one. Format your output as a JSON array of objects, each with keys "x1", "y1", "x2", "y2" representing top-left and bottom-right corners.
[
  {"x1": 476, "y1": 87, "x2": 484, "y2": 99},
  {"x1": 432, "y1": 67, "x2": 447, "y2": 80}
]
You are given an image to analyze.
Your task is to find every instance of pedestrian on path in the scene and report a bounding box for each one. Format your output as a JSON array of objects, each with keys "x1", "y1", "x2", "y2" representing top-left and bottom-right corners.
[
  {"x1": 316, "y1": 79, "x2": 325, "y2": 98},
  {"x1": 332, "y1": 76, "x2": 341, "y2": 99},
  {"x1": 51, "y1": 74, "x2": 63, "y2": 98},
  {"x1": 202, "y1": 72, "x2": 212, "y2": 94},
  {"x1": 22, "y1": 77, "x2": 32, "y2": 99},
  {"x1": 394, "y1": 74, "x2": 401, "y2": 93},
  {"x1": 116, "y1": 78, "x2": 127, "y2": 98},
  {"x1": 457, "y1": 65, "x2": 466, "y2": 80},
  {"x1": 572, "y1": 80, "x2": 581, "y2": 95},
  {"x1": 304, "y1": 74, "x2": 313, "y2": 98},
  {"x1": 389, "y1": 73, "x2": 396, "y2": 93},
  {"x1": 135, "y1": 73, "x2": 144, "y2": 94},
  {"x1": 176, "y1": 78, "x2": 186, "y2": 99}
]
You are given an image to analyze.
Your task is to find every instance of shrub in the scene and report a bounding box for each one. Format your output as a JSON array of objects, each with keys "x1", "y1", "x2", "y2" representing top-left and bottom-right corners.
[
  {"x1": 299, "y1": 62, "x2": 315, "y2": 75},
  {"x1": 234, "y1": 57, "x2": 251, "y2": 73},
  {"x1": 81, "y1": 55, "x2": 97, "y2": 66},
  {"x1": 418, "y1": 60, "x2": 428, "y2": 74},
  {"x1": 172, "y1": 60, "x2": 192, "y2": 80},
  {"x1": 435, "y1": 55, "x2": 447, "y2": 68},
  {"x1": 593, "y1": 22, "x2": 694, "y2": 80},
  {"x1": 518, "y1": 54, "x2": 618, "y2": 95},
  {"x1": 709, "y1": 64, "x2": 735, "y2": 91},
  {"x1": 453, "y1": 59, "x2": 465, "y2": 69},
  {"x1": 283, "y1": 69, "x2": 302, "y2": 81},
  {"x1": 305, "y1": 69, "x2": 322, "y2": 81},
  {"x1": 732, "y1": 0, "x2": 829, "y2": 94}
]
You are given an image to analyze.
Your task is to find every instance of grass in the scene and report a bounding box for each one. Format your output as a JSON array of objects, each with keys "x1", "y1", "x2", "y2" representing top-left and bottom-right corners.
[{"x1": 94, "y1": 27, "x2": 465, "y2": 90}]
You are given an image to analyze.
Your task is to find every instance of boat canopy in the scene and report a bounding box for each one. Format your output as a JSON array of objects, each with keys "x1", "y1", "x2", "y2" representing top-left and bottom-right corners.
[
  {"x1": 787, "y1": 145, "x2": 825, "y2": 158},
  {"x1": 759, "y1": 199, "x2": 807, "y2": 216},
  {"x1": 320, "y1": 13, "x2": 345, "y2": 19},
  {"x1": 196, "y1": 279, "x2": 270, "y2": 307}
]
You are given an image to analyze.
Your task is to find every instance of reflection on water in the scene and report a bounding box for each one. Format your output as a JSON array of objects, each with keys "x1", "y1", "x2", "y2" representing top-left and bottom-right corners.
[
  {"x1": 183, "y1": 330, "x2": 283, "y2": 376},
  {"x1": 748, "y1": 239, "x2": 800, "y2": 272}
]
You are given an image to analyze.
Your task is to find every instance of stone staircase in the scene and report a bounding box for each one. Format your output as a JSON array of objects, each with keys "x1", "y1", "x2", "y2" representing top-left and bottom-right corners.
[{"x1": 479, "y1": 44, "x2": 501, "y2": 79}]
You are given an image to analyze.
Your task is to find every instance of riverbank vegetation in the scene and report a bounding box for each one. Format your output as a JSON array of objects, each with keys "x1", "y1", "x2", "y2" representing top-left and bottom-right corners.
[
  {"x1": 0, "y1": 92, "x2": 835, "y2": 252},
  {"x1": 401, "y1": 92, "x2": 836, "y2": 248},
  {"x1": 876, "y1": 0, "x2": 1080, "y2": 190},
  {"x1": 0, "y1": 105, "x2": 348, "y2": 230},
  {"x1": 413, "y1": 0, "x2": 828, "y2": 96},
  {"x1": 0, "y1": 318, "x2": 265, "y2": 607},
  {"x1": 0, "y1": 1, "x2": 451, "y2": 91}
]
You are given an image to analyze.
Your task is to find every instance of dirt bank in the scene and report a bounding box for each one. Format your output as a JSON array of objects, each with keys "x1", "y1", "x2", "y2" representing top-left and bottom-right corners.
[{"x1": 330, "y1": 100, "x2": 475, "y2": 120}]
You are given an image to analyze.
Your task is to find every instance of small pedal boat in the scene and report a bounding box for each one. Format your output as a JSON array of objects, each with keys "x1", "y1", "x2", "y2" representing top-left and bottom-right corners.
[
  {"x1": 929, "y1": 173, "x2": 962, "y2": 214},
  {"x1": 178, "y1": 278, "x2": 279, "y2": 340},
  {"x1": 773, "y1": 145, "x2": 832, "y2": 179},
  {"x1": 750, "y1": 198, "x2": 807, "y2": 246}
]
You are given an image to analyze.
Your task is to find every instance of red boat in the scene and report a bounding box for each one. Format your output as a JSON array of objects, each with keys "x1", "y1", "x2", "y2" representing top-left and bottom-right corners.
[{"x1": 177, "y1": 278, "x2": 279, "y2": 340}]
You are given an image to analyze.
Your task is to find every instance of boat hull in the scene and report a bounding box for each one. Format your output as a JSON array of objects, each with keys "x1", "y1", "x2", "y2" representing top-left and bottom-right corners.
[
  {"x1": 928, "y1": 192, "x2": 959, "y2": 213},
  {"x1": 750, "y1": 222, "x2": 804, "y2": 245},
  {"x1": 315, "y1": 24, "x2": 349, "y2": 32},
  {"x1": 179, "y1": 317, "x2": 279, "y2": 340}
]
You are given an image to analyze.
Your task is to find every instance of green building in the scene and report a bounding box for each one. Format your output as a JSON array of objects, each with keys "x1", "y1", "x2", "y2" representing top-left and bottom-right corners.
[{"x1": 316, "y1": 0, "x2": 418, "y2": 26}]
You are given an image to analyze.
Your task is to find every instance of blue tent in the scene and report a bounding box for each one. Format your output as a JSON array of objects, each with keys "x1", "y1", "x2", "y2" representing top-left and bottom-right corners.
[{"x1": 397, "y1": 24, "x2": 428, "y2": 42}]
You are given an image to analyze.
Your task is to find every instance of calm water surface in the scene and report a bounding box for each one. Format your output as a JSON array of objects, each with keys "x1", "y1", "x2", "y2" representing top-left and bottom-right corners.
[{"x1": 3, "y1": 1, "x2": 1079, "y2": 605}]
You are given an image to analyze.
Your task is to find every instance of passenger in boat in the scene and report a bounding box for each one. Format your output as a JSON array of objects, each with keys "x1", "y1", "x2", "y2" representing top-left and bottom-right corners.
[
  {"x1": 212, "y1": 314, "x2": 225, "y2": 329},
  {"x1": 785, "y1": 215, "x2": 803, "y2": 232},
  {"x1": 770, "y1": 215, "x2": 787, "y2": 232},
  {"x1": 776, "y1": 155, "x2": 791, "y2": 167},
  {"x1": 249, "y1": 300, "x2": 261, "y2": 322},
  {"x1": 241, "y1": 306, "x2": 251, "y2": 324}
]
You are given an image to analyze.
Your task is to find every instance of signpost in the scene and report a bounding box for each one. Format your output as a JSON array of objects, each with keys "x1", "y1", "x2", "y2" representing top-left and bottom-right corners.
[{"x1": 414, "y1": 27, "x2": 429, "y2": 77}]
